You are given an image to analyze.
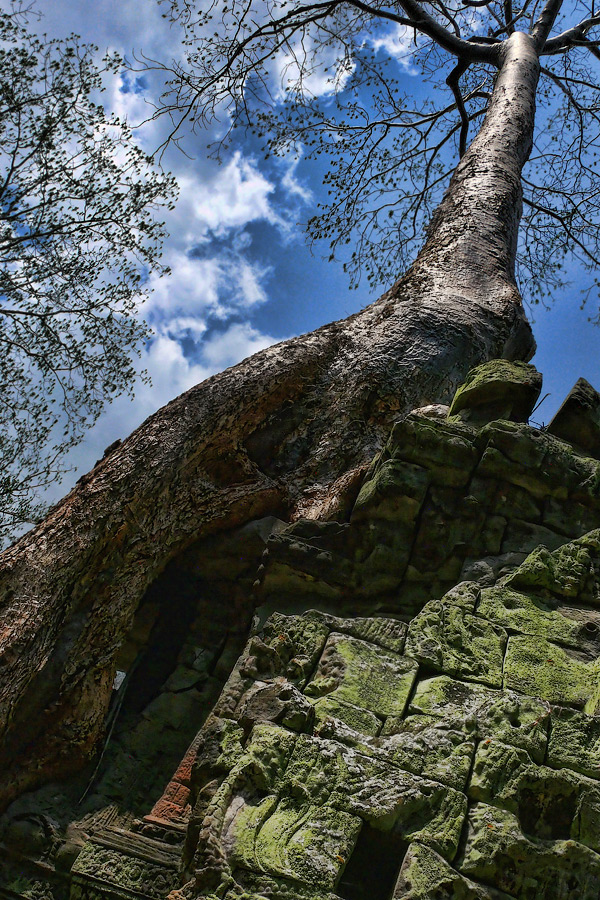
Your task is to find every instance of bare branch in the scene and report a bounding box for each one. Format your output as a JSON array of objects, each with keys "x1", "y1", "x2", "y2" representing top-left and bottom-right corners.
[
  {"x1": 531, "y1": 0, "x2": 564, "y2": 50},
  {"x1": 541, "y1": 12, "x2": 600, "y2": 52}
]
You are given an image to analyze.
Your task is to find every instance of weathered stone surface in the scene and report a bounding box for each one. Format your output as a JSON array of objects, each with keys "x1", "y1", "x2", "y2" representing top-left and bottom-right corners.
[
  {"x1": 71, "y1": 829, "x2": 180, "y2": 899},
  {"x1": 548, "y1": 377, "x2": 600, "y2": 458},
  {"x1": 503, "y1": 634, "x2": 600, "y2": 711},
  {"x1": 309, "y1": 611, "x2": 407, "y2": 655},
  {"x1": 458, "y1": 802, "x2": 600, "y2": 899},
  {"x1": 406, "y1": 594, "x2": 507, "y2": 687},
  {"x1": 476, "y1": 585, "x2": 600, "y2": 651},
  {"x1": 448, "y1": 360, "x2": 542, "y2": 425},
  {"x1": 547, "y1": 706, "x2": 600, "y2": 781},
  {"x1": 10, "y1": 367, "x2": 600, "y2": 900},
  {"x1": 312, "y1": 695, "x2": 382, "y2": 735},
  {"x1": 352, "y1": 459, "x2": 429, "y2": 523},
  {"x1": 224, "y1": 795, "x2": 361, "y2": 889},
  {"x1": 470, "y1": 739, "x2": 600, "y2": 852},
  {"x1": 410, "y1": 675, "x2": 549, "y2": 762},
  {"x1": 305, "y1": 633, "x2": 418, "y2": 718},
  {"x1": 503, "y1": 533, "x2": 600, "y2": 600},
  {"x1": 394, "y1": 841, "x2": 516, "y2": 899},
  {"x1": 380, "y1": 715, "x2": 475, "y2": 791}
]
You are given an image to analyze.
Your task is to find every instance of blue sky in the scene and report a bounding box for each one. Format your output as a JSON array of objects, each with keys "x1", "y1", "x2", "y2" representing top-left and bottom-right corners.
[{"x1": 30, "y1": 0, "x2": 600, "y2": 502}]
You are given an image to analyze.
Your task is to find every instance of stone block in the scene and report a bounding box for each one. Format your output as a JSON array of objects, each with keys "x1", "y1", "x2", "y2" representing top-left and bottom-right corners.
[
  {"x1": 312, "y1": 695, "x2": 382, "y2": 735},
  {"x1": 543, "y1": 496, "x2": 599, "y2": 537},
  {"x1": 448, "y1": 360, "x2": 542, "y2": 425},
  {"x1": 228, "y1": 871, "x2": 341, "y2": 900},
  {"x1": 225, "y1": 795, "x2": 362, "y2": 889},
  {"x1": 307, "y1": 612, "x2": 407, "y2": 655},
  {"x1": 500, "y1": 519, "x2": 564, "y2": 554},
  {"x1": 71, "y1": 830, "x2": 179, "y2": 899},
  {"x1": 394, "y1": 841, "x2": 516, "y2": 899},
  {"x1": 352, "y1": 460, "x2": 429, "y2": 522},
  {"x1": 503, "y1": 635, "x2": 600, "y2": 711},
  {"x1": 503, "y1": 534, "x2": 600, "y2": 602},
  {"x1": 389, "y1": 416, "x2": 479, "y2": 475},
  {"x1": 406, "y1": 599, "x2": 507, "y2": 688},
  {"x1": 458, "y1": 802, "x2": 600, "y2": 899},
  {"x1": 380, "y1": 714, "x2": 475, "y2": 791},
  {"x1": 469, "y1": 739, "x2": 600, "y2": 852},
  {"x1": 470, "y1": 475, "x2": 542, "y2": 522},
  {"x1": 548, "y1": 706, "x2": 600, "y2": 781},
  {"x1": 479, "y1": 419, "x2": 547, "y2": 467},
  {"x1": 476, "y1": 586, "x2": 596, "y2": 650},
  {"x1": 477, "y1": 446, "x2": 567, "y2": 500},
  {"x1": 304, "y1": 633, "x2": 418, "y2": 719},
  {"x1": 410, "y1": 675, "x2": 549, "y2": 762},
  {"x1": 548, "y1": 377, "x2": 600, "y2": 458}
]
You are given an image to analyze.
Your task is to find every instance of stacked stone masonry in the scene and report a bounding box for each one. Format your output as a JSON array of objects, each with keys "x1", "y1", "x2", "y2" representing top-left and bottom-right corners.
[{"x1": 5, "y1": 363, "x2": 600, "y2": 899}]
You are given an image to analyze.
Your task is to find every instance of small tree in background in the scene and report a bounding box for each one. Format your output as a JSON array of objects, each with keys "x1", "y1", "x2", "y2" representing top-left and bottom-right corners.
[{"x1": 0, "y1": 9, "x2": 176, "y2": 540}]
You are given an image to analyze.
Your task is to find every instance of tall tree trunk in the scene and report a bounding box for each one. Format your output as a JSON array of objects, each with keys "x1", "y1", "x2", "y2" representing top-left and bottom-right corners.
[{"x1": 0, "y1": 32, "x2": 539, "y2": 808}]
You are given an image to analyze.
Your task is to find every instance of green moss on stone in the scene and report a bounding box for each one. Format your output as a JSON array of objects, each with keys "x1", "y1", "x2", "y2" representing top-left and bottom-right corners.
[
  {"x1": 548, "y1": 707, "x2": 600, "y2": 781},
  {"x1": 449, "y1": 360, "x2": 542, "y2": 423},
  {"x1": 228, "y1": 796, "x2": 361, "y2": 889},
  {"x1": 395, "y1": 841, "x2": 516, "y2": 899},
  {"x1": 381, "y1": 714, "x2": 475, "y2": 791},
  {"x1": 503, "y1": 635, "x2": 600, "y2": 711},
  {"x1": 476, "y1": 586, "x2": 583, "y2": 647},
  {"x1": 504, "y1": 533, "x2": 600, "y2": 600},
  {"x1": 352, "y1": 460, "x2": 429, "y2": 523},
  {"x1": 305, "y1": 633, "x2": 418, "y2": 718},
  {"x1": 406, "y1": 600, "x2": 507, "y2": 688},
  {"x1": 312, "y1": 695, "x2": 382, "y2": 736},
  {"x1": 458, "y1": 802, "x2": 600, "y2": 899},
  {"x1": 410, "y1": 675, "x2": 549, "y2": 762}
]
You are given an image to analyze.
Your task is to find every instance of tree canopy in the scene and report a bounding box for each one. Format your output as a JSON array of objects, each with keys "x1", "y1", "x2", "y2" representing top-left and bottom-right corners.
[
  {"x1": 153, "y1": 0, "x2": 600, "y2": 304},
  {"x1": 0, "y1": 9, "x2": 176, "y2": 541}
]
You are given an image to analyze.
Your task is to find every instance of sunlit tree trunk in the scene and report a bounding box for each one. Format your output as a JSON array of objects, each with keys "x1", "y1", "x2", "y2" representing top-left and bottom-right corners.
[{"x1": 0, "y1": 32, "x2": 538, "y2": 807}]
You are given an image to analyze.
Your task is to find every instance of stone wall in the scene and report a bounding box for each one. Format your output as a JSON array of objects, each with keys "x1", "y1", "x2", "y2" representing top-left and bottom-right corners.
[{"x1": 4, "y1": 362, "x2": 600, "y2": 900}]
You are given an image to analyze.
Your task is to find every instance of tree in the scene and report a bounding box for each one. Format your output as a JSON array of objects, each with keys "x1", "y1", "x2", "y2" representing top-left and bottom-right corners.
[
  {"x1": 0, "y1": 9, "x2": 177, "y2": 541},
  {"x1": 0, "y1": 0, "x2": 597, "y2": 809},
  {"x1": 156, "y1": 0, "x2": 600, "y2": 304}
]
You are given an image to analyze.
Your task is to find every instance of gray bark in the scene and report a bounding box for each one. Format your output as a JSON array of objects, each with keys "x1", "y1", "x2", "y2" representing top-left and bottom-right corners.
[{"x1": 0, "y1": 32, "x2": 538, "y2": 807}]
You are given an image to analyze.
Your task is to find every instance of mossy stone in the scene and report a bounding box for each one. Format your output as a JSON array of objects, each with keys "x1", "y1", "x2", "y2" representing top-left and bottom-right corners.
[
  {"x1": 448, "y1": 360, "x2": 542, "y2": 424},
  {"x1": 394, "y1": 841, "x2": 516, "y2": 899},
  {"x1": 548, "y1": 706, "x2": 600, "y2": 781},
  {"x1": 312, "y1": 695, "x2": 382, "y2": 735},
  {"x1": 547, "y1": 377, "x2": 600, "y2": 458},
  {"x1": 405, "y1": 600, "x2": 507, "y2": 688},
  {"x1": 476, "y1": 586, "x2": 584, "y2": 648},
  {"x1": 504, "y1": 533, "x2": 600, "y2": 600},
  {"x1": 503, "y1": 634, "x2": 600, "y2": 711},
  {"x1": 410, "y1": 675, "x2": 549, "y2": 762},
  {"x1": 304, "y1": 633, "x2": 418, "y2": 718},
  {"x1": 352, "y1": 460, "x2": 429, "y2": 523},
  {"x1": 380, "y1": 714, "x2": 475, "y2": 791},
  {"x1": 226, "y1": 796, "x2": 361, "y2": 889},
  {"x1": 469, "y1": 739, "x2": 600, "y2": 853},
  {"x1": 458, "y1": 802, "x2": 600, "y2": 899}
]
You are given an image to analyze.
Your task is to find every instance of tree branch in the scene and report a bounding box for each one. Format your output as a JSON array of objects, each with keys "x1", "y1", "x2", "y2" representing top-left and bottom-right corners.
[
  {"x1": 542, "y1": 14, "x2": 600, "y2": 53},
  {"x1": 446, "y1": 59, "x2": 470, "y2": 157},
  {"x1": 531, "y1": 0, "x2": 564, "y2": 51},
  {"x1": 390, "y1": 0, "x2": 500, "y2": 62}
]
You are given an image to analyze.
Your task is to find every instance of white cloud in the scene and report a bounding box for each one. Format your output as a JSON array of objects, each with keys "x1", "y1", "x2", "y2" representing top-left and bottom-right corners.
[
  {"x1": 280, "y1": 153, "x2": 313, "y2": 204},
  {"x1": 369, "y1": 24, "x2": 419, "y2": 73},
  {"x1": 174, "y1": 153, "x2": 279, "y2": 239},
  {"x1": 200, "y1": 322, "x2": 280, "y2": 370},
  {"x1": 273, "y1": 39, "x2": 355, "y2": 100},
  {"x1": 145, "y1": 250, "x2": 270, "y2": 338}
]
